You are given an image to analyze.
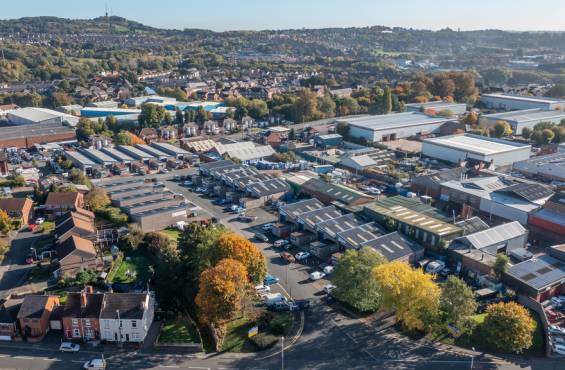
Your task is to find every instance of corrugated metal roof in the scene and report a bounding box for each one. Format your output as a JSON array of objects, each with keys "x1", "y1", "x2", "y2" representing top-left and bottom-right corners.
[{"x1": 463, "y1": 221, "x2": 526, "y2": 250}]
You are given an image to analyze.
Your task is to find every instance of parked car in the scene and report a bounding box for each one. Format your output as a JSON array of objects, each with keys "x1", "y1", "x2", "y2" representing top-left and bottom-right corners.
[
  {"x1": 551, "y1": 296, "x2": 565, "y2": 307},
  {"x1": 549, "y1": 325, "x2": 565, "y2": 335},
  {"x1": 295, "y1": 252, "x2": 310, "y2": 261},
  {"x1": 551, "y1": 335, "x2": 565, "y2": 346},
  {"x1": 35, "y1": 217, "x2": 45, "y2": 225},
  {"x1": 264, "y1": 293, "x2": 286, "y2": 306},
  {"x1": 262, "y1": 223, "x2": 274, "y2": 231},
  {"x1": 309, "y1": 271, "x2": 325, "y2": 281},
  {"x1": 264, "y1": 274, "x2": 280, "y2": 286},
  {"x1": 238, "y1": 215, "x2": 257, "y2": 223},
  {"x1": 280, "y1": 252, "x2": 296, "y2": 264},
  {"x1": 83, "y1": 359, "x2": 106, "y2": 369},
  {"x1": 254, "y1": 233, "x2": 269, "y2": 242},
  {"x1": 173, "y1": 175, "x2": 182, "y2": 181},
  {"x1": 323, "y1": 284, "x2": 336, "y2": 294},
  {"x1": 255, "y1": 284, "x2": 271, "y2": 295},
  {"x1": 274, "y1": 239, "x2": 289, "y2": 248},
  {"x1": 295, "y1": 299, "x2": 311, "y2": 310},
  {"x1": 323, "y1": 265, "x2": 334, "y2": 275},
  {"x1": 553, "y1": 343, "x2": 565, "y2": 355},
  {"x1": 183, "y1": 180, "x2": 193, "y2": 186},
  {"x1": 425, "y1": 260, "x2": 446, "y2": 274},
  {"x1": 59, "y1": 342, "x2": 80, "y2": 352}
]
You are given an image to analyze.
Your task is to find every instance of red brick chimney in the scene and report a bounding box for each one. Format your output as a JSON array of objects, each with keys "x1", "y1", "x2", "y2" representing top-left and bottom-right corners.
[{"x1": 81, "y1": 286, "x2": 94, "y2": 307}]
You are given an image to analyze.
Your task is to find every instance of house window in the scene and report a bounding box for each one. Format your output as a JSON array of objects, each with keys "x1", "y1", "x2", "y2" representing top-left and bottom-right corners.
[
  {"x1": 72, "y1": 319, "x2": 78, "y2": 326},
  {"x1": 132, "y1": 332, "x2": 139, "y2": 340},
  {"x1": 85, "y1": 328, "x2": 94, "y2": 338},
  {"x1": 119, "y1": 320, "x2": 123, "y2": 328},
  {"x1": 84, "y1": 319, "x2": 91, "y2": 326},
  {"x1": 131, "y1": 320, "x2": 137, "y2": 328},
  {"x1": 103, "y1": 321, "x2": 110, "y2": 329},
  {"x1": 104, "y1": 330, "x2": 111, "y2": 339},
  {"x1": 72, "y1": 328, "x2": 81, "y2": 338}
]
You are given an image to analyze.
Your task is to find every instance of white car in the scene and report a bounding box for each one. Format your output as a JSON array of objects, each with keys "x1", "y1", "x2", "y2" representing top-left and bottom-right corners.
[
  {"x1": 274, "y1": 239, "x2": 289, "y2": 248},
  {"x1": 323, "y1": 284, "x2": 336, "y2": 294},
  {"x1": 553, "y1": 343, "x2": 565, "y2": 355},
  {"x1": 551, "y1": 296, "x2": 565, "y2": 306},
  {"x1": 83, "y1": 359, "x2": 106, "y2": 369},
  {"x1": 309, "y1": 271, "x2": 326, "y2": 281},
  {"x1": 295, "y1": 252, "x2": 310, "y2": 261},
  {"x1": 367, "y1": 187, "x2": 381, "y2": 195},
  {"x1": 255, "y1": 284, "x2": 271, "y2": 295},
  {"x1": 551, "y1": 335, "x2": 565, "y2": 346},
  {"x1": 549, "y1": 325, "x2": 565, "y2": 335},
  {"x1": 323, "y1": 265, "x2": 334, "y2": 275},
  {"x1": 59, "y1": 342, "x2": 80, "y2": 352},
  {"x1": 262, "y1": 223, "x2": 274, "y2": 231},
  {"x1": 35, "y1": 217, "x2": 45, "y2": 225}
]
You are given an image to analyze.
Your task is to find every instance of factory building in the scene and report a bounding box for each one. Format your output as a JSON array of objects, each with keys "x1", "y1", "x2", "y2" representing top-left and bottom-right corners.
[
  {"x1": 422, "y1": 134, "x2": 531, "y2": 167},
  {"x1": 479, "y1": 108, "x2": 565, "y2": 135},
  {"x1": 480, "y1": 94, "x2": 565, "y2": 111},
  {"x1": 337, "y1": 112, "x2": 451, "y2": 142},
  {"x1": 405, "y1": 101, "x2": 467, "y2": 116}
]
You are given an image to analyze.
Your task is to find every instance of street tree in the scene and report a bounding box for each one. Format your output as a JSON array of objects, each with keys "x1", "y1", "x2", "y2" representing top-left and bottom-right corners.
[
  {"x1": 373, "y1": 261, "x2": 440, "y2": 331},
  {"x1": 196, "y1": 258, "x2": 248, "y2": 325},
  {"x1": 440, "y1": 276, "x2": 477, "y2": 334},
  {"x1": 84, "y1": 188, "x2": 110, "y2": 211},
  {"x1": 213, "y1": 234, "x2": 267, "y2": 284},
  {"x1": 482, "y1": 302, "x2": 535, "y2": 353},
  {"x1": 494, "y1": 254, "x2": 509, "y2": 279},
  {"x1": 332, "y1": 247, "x2": 386, "y2": 312},
  {"x1": 492, "y1": 120, "x2": 513, "y2": 138}
]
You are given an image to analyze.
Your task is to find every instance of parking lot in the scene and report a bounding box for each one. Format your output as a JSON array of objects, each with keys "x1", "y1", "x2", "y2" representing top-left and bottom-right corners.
[{"x1": 163, "y1": 175, "x2": 332, "y2": 303}]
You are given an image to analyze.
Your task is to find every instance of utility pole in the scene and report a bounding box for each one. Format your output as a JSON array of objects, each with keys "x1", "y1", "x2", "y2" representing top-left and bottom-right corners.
[{"x1": 470, "y1": 347, "x2": 475, "y2": 369}]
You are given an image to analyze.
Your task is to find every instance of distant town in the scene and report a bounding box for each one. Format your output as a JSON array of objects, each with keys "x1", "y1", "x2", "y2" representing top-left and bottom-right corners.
[{"x1": 0, "y1": 14, "x2": 564, "y2": 370}]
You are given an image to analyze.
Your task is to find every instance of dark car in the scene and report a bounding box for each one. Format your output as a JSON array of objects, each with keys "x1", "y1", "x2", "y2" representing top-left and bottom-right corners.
[
  {"x1": 295, "y1": 299, "x2": 311, "y2": 310},
  {"x1": 254, "y1": 233, "x2": 269, "y2": 242}
]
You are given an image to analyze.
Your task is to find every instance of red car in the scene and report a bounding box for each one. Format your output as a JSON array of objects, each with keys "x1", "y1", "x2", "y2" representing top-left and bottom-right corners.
[{"x1": 27, "y1": 224, "x2": 38, "y2": 232}]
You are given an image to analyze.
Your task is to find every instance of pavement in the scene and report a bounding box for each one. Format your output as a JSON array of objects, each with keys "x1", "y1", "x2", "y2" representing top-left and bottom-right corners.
[{"x1": 0, "y1": 229, "x2": 41, "y2": 299}]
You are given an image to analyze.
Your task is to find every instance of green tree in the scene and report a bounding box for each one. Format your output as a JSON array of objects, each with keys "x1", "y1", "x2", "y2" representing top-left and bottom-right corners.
[
  {"x1": 530, "y1": 130, "x2": 544, "y2": 145},
  {"x1": 115, "y1": 131, "x2": 132, "y2": 145},
  {"x1": 333, "y1": 247, "x2": 386, "y2": 312},
  {"x1": 69, "y1": 168, "x2": 92, "y2": 188},
  {"x1": 139, "y1": 103, "x2": 165, "y2": 128},
  {"x1": 440, "y1": 276, "x2": 477, "y2": 334},
  {"x1": 0, "y1": 210, "x2": 10, "y2": 234},
  {"x1": 494, "y1": 254, "x2": 509, "y2": 279},
  {"x1": 492, "y1": 120, "x2": 513, "y2": 138},
  {"x1": 542, "y1": 128, "x2": 555, "y2": 144},
  {"x1": 105, "y1": 115, "x2": 118, "y2": 132},
  {"x1": 335, "y1": 121, "x2": 349, "y2": 138},
  {"x1": 213, "y1": 234, "x2": 267, "y2": 284},
  {"x1": 482, "y1": 302, "x2": 535, "y2": 353},
  {"x1": 288, "y1": 128, "x2": 296, "y2": 140},
  {"x1": 175, "y1": 109, "x2": 184, "y2": 125},
  {"x1": 521, "y1": 127, "x2": 532, "y2": 139},
  {"x1": 248, "y1": 99, "x2": 269, "y2": 119},
  {"x1": 84, "y1": 188, "x2": 110, "y2": 211}
]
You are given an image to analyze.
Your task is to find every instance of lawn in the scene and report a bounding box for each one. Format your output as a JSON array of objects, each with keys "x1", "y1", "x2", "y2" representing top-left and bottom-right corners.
[
  {"x1": 111, "y1": 253, "x2": 151, "y2": 284},
  {"x1": 159, "y1": 228, "x2": 181, "y2": 244},
  {"x1": 39, "y1": 221, "x2": 55, "y2": 234},
  {"x1": 27, "y1": 264, "x2": 53, "y2": 283},
  {"x1": 159, "y1": 318, "x2": 201, "y2": 344},
  {"x1": 439, "y1": 311, "x2": 544, "y2": 356},
  {"x1": 221, "y1": 312, "x2": 294, "y2": 353}
]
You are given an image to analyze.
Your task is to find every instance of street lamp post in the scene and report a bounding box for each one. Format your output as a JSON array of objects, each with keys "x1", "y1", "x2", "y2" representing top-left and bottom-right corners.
[
  {"x1": 281, "y1": 336, "x2": 284, "y2": 370},
  {"x1": 470, "y1": 347, "x2": 475, "y2": 369},
  {"x1": 117, "y1": 309, "x2": 122, "y2": 348}
]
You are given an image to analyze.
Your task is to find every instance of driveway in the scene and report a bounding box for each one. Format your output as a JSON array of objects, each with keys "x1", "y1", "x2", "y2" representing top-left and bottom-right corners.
[{"x1": 0, "y1": 229, "x2": 41, "y2": 298}]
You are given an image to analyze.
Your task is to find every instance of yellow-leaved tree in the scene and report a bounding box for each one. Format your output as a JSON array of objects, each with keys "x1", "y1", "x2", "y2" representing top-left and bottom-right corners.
[
  {"x1": 373, "y1": 261, "x2": 440, "y2": 331},
  {"x1": 195, "y1": 258, "x2": 248, "y2": 325},
  {"x1": 213, "y1": 234, "x2": 267, "y2": 284},
  {"x1": 482, "y1": 301, "x2": 535, "y2": 353}
]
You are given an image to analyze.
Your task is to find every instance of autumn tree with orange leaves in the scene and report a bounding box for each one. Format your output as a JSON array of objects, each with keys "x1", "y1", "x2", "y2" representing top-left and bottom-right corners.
[
  {"x1": 196, "y1": 258, "x2": 248, "y2": 325},
  {"x1": 213, "y1": 234, "x2": 267, "y2": 284}
]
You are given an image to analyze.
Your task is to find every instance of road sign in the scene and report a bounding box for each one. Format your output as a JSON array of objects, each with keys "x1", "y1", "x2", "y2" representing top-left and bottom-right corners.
[{"x1": 248, "y1": 326, "x2": 258, "y2": 338}]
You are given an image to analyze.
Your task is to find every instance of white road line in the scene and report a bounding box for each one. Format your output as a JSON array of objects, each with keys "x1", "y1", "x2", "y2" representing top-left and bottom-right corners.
[
  {"x1": 160, "y1": 366, "x2": 180, "y2": 368},
  {"x1": 14, "y1": 356, "x2": 34, "y2": 360},
  {"x1": 188, "y1": 367, "x2": 210, "y2": 370}
]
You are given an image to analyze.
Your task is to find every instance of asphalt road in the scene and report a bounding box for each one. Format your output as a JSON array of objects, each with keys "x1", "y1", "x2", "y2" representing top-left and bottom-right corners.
[{"x1": 0, "y1": 229, "x2": 41, "y2": 298}]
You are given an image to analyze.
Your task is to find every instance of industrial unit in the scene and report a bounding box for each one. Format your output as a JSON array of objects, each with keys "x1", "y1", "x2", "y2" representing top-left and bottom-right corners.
[
  {"x1": 337, "y1": 112, "x2": 451, "y2": 142},
  {"x1": 480, "y1": 93, "x2": 565, "y2": 111},
  {"x1": 422, "y1": 134, "x2": 532, "y2": 166},
  {"x1": 149, "y1": 142, "x2": 191, "y2": 159},
  {"x1": 513, "y1": 152, "x2": 565, "y2": 182},
  {"x1": 479, "y1": 108, "x2": 565, "y2": 135},
  {"x1": 405, "y1": 101, "x2": 467, "y2": 116}
]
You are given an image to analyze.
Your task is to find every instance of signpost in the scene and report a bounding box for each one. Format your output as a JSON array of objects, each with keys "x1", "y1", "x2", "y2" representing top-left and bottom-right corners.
[{"x1": 248, "y1": 326, "x2": 258, "y2": 338}]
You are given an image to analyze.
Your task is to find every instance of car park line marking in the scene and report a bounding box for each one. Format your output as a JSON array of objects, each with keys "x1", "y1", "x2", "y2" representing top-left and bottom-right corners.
[
  {"x1": 14, "y1": 356, "x2": 34, "y2": 360},
  {"x1": 188, "y1": 367, "x2": 210, "y2": 370}
]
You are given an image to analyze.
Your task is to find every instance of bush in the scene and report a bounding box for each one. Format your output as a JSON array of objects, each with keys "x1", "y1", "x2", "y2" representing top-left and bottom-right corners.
[
  {"x1": 250, "y1": 333, "x2": 278, "y2": 350},
  {"x1": 95, "y1": 207, "x2": 128, "y2": 226},
  {"x1": 0, "y1": 243, "x2": 10, "y2": 261}
]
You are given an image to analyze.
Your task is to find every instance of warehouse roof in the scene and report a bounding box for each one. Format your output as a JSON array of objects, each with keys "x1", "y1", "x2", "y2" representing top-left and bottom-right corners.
[
  {"x1": 117, "y1": 145, "x2": 155, "y2": 160},
  {"x1": 100, "y1": 147, "x2": 134, "y2": 162},
  {"x1": 246, "y1": 178, "x2": 289, "y2": 197},
  {"x1": 65, "y1": 150, "x2": 96, "y2": 167},
  {"x1": 423, "y1": 134, "x2": 530, "y2": 156},
  {"x1": 481, "y1": 93, "x2": 565, "y2": 104},
  {"x1": 498, "y1": 183, "x2": 553, "y2": 203},
  {"x1": 460, "y1": 221, "x2": 526, "y2": 250},
  {"x1": 134, "y1": 144, "x2": 171, "y2": 159},
  {"x1": 302, "y1": 178, "x2": 373, "y2": 205},
  {"x1": 297, "y1": 205, "x2": 342, "y2": 229},
  {"x1": 507, "y1": 254, "x2": 565, "y2": 291},
  {"x1": 315, "y1": 213, "x2": 363, "y2": 239},
  {"x1": 362, "y1": 231, "x2": 424, "y2": 262},
  {"x1": 150, "y1": 142, "x2": 190, "y2": 156},
  {"x1": 405, "y1": 101, "x2": 467, "y2": 110},
  {"x1": 339, "y1": 112, "x2": 449, "y2": 131},
  {"x1": 131, "y1": 203, "x2": 188, "y2": 217},
  {"x1": 483, "y1": 108, "x2": 565, "y2": 123},
  {"x1": 234, "y1": 173, "x2": 273, "y2": 188},
  {"x1": 280, "y1": 199, "x2": 325, "y2": 219},
  {"x1": 365, "y1": 203, "x2": 461, "y2": 236},
  {"x1": 8, "y1": 107, "x2": 76, "y2": 123},
  {"x1": 199, "y1": 159, "x2": 234, "y2": 172},
  {"x1": 82, "y1": 148, "x2": 117, "y2": 164},
  {"x1": 183, "y1": 139, "x2": 216, "y2": 153},
  {"x1": 337, "y1": 222, "x2": 385, "y2": 249},
  {"x1": 223, "y1": 167, "x2": 260, "y2": 182},
  {"x1": 454, "y1": 217, "x2": 490, "y2": 235},
  {"x1": 0, "y1": 121, "x2": 75, "y2": 141},
  {"x1": 214, "y1": 142, "x2": 275, "y2": 161},
  {"x1": 372, "y1": 196, "x2": 451, "y2": 222}
]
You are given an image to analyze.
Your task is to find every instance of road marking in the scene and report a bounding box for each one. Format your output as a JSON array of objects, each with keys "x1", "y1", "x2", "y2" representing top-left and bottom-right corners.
[
  {"x1": 188, "y1": 367, "x2": 210, "y2": 370},
  {"x1": 160, "y1": 366, "x2": 180, "y2": 368},
  {"x1": 14, "y1": 356, "x2": 34, "y2": 360}
]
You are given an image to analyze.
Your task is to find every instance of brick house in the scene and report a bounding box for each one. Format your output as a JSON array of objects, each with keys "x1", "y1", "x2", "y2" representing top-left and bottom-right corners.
[
  {"x1": 17, "y1": 295, "x2": 60, "y2": 342},
  {"x1": 139, "y1": 128, "x2": 158, "y2": 143},
  {"x1": 54, "y1": 212, "x2": 96, "y2": 243},
  {"x1": 62, "y1": 286, "x2": 103, "y2": 341},
  {"x1": 54, "y1": 235, "x2": 101, "y2": 279},
  {"x1": 0, "y1": 197, "x2": 33, "y2": 225},
  {"x1": 44, "y1": 192, "x2": 84, "y2": 219},
  {"x1": 0, "y1": 296, "x2": 23, "y2": 340}
]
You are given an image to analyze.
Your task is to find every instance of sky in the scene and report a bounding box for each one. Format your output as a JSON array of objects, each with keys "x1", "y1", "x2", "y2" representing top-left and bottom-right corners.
[{"x1": 2, "y1": 0, "x2": 565, "y2": 32}]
